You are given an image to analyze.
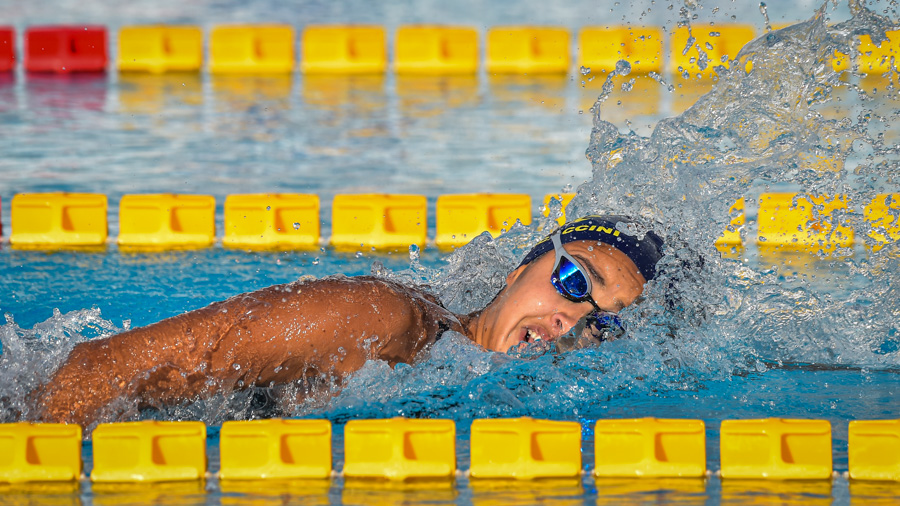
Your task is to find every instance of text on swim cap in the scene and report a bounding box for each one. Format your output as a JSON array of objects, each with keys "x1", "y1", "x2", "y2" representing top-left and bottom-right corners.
[{"x1": 562, "y1": 225, "x2": 620, "y2": 236}]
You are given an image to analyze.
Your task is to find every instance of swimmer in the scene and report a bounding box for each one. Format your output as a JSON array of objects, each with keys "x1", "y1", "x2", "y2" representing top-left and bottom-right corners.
[{"x1": 33, "y1": 215, "x2": 664, "y2": 428}]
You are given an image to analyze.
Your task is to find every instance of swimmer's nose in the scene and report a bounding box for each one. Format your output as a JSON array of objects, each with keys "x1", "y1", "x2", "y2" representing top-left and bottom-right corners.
[{"x1": 550, "y1": 310, "x2": 579, "y2": 338}]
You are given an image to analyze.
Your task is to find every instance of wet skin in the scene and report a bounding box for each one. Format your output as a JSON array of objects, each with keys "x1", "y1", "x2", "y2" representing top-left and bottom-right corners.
[{"x1": 34, "y1": 239, "x2": 646, "y2": 428}]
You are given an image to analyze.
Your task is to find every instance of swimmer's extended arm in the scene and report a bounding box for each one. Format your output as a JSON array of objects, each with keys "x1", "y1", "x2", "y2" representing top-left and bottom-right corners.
[{"x1": 34, "y1": 276, "x2": 462, "y2": 428}]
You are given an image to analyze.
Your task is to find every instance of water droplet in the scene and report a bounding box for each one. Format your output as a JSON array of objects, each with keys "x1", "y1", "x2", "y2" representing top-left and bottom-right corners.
[
  {"x1": 293, "y1": 222, "x2": 300, "y2": 230},
  {"x1": 759, "y1": 2, "x2": 772, "y2": 31},
  {"x1": 266, "y1": 206, "x2": 271, "y2": 211},
  {"x1": 233, "y1": 363, "x2": 241, "y2": 370},
  {"x1": 615, "y1": 60, "x2": 632, "y2": 76},
  {"x1": 580, "y1": 66, "x2": 591, "y2": 75}
]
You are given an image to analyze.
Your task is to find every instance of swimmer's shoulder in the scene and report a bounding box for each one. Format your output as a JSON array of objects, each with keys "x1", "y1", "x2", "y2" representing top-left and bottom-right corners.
[
  {"x1": 285, "y1": 274, "x2": 443, "y2": 306},
  {"x1": 319, "y1": 275, "x2": 467, "y2": 339},
  {"x1": 246, "y1": 274, "x2": 467, "y2": 340}
]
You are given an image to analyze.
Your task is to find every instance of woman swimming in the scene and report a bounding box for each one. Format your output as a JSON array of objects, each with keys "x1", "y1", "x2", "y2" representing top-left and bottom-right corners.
[{"x1": 33, "y1": 215, "x2": 664, "y2": 428}]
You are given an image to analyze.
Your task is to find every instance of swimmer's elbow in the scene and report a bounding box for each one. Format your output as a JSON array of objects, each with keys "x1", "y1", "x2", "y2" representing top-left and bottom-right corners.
[{"x1": 375, "y1": 308, "x2": 433, "y2": 365}]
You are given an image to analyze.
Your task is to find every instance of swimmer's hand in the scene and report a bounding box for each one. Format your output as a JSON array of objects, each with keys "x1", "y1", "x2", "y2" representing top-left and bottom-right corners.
[{"x1": 33, "y1": 276, "x2": 462, "y2": 429}]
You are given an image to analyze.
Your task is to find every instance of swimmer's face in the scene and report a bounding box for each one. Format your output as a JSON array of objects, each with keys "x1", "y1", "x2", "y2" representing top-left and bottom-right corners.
[{"x1": 477, "y1": 239, "x2": 646, "y2": 353}]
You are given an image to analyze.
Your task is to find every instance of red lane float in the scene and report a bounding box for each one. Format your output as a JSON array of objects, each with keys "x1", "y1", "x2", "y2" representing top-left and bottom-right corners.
[
  {"x1": 0, "y1": 27, "x2": 14, "y2": 72},
  {"x1": 25, "y1": 26, "x2": 107, "y2": 73}
]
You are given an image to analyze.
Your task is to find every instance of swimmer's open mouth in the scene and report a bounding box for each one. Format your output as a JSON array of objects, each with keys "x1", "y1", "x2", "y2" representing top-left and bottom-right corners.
[{"x1": 522, "y1": 326, "x2": 550, "y2": 344}]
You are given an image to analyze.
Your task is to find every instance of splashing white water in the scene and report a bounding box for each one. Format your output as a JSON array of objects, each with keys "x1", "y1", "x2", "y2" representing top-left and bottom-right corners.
[
  {"x1": 562, "y1": 2, "x2": 900, "y2": 372},
  {"x1": 0, "y1": 308, "x2": 125, "y2": 422},
  {"x1": 338, "y1": 1, "x2": 900, "y2": 420}
]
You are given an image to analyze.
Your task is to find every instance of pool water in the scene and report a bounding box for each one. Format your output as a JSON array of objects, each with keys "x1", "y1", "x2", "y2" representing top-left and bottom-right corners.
[{"x1": 3, "y1": 0, "x2": 900, "y2": 504}]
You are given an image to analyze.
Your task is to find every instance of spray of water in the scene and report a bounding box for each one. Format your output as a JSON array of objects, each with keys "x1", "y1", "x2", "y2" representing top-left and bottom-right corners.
[
  {"x1": 566, "y1": 0, "x2": 900, "y2": 371},
  {"x1": 0, "y1": 309, "x2": 125, "y2": 422},
  {"x1": 328, "y1": 0, "x2": 900, "y2": 422}
]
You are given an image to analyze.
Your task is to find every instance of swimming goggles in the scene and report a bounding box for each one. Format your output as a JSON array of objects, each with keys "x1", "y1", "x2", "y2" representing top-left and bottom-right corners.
[
  {"x1": 549, "y1": 231, "x2": 627, "y2": 344},
  {"x1": 549, "y1": 230, "x2": 604, "y2": 312}
]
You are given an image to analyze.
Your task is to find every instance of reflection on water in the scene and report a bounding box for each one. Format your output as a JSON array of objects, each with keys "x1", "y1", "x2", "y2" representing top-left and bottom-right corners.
[
  {"x1": 489, "y1": 74, "x2": 568, "y2": 113},
  {"x1": 849, "y1": 480, "x2": 900, "y2": 506},
  {"x1": 220, "y1": 479, "x2": 333, "y2": 506},
  {"x1": 90, "y1": 481, "x2": 209, "y2": 506},
  {"x1": 0, "y1": 482, "x2": 81, "y2": 506},
  {"x1": 302, "y1": 75, "x2": 386, "y2": 111},
  {"x1": 117, "y1": 73, "x2": 204, "y2": 115},
  {"x1": 0, "y1": 67, "x2": 597, "y2": 201},
  {"x1": 594, "y1": 478, "x2": 708, "y2": 506},
  {"x1": 468, "y1": 478, "x2": 583, "y2": 506},
  {"x1": 396, "y1": 75, "x2": 480, "y2": 117},
  {"x1": 25, "y1": 74, "x2": 108, "y2": 113},
  {"x1": 0, "y1": 476, "x2": 893, "y2": 506},
  {"x1": 210, "y1": 75, "x2": 293, "y2": 110},
  {"x1": 0, "y1": 73, "x2": 15, "y2": 112},
  {"x1": 301, "y1": 75, "x2": 388, "y2": 141},
  {"x1": 719, "y1": 479, "x2": 833, "y2": 506},
  {"x1": 343, "y1": 479, "x2": 458, "y2": 506},
  {"x1": 209, "y1": 75, "x2": 294, "y2": 143}
]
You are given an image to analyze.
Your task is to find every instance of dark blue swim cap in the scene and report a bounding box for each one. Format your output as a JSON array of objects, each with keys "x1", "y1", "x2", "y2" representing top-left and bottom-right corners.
[{"x1": 519, "y1": 215, "x2": 665, "y2": 281}]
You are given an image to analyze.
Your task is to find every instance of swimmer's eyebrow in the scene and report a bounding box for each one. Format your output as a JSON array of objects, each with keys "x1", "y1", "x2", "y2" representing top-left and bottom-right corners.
[{"x1": 573, "y1": 253, "x2": 605, "y2": 288}]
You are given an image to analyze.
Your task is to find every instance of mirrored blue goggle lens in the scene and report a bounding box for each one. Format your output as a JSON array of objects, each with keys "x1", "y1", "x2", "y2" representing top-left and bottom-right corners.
[{"x1": 557, "y1": 257, "x2": 590, "y2": 299}]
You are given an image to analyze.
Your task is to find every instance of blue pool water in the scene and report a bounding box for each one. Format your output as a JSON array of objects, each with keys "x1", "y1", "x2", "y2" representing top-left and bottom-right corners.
[{"x1": 2, "y1": 0, "x2": 900, "y2": 504}]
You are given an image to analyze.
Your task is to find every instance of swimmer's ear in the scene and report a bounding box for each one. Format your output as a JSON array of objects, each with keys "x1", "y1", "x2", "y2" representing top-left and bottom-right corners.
[{"x1": 506, "y1": 264, "x2": 526, "y2": 286}]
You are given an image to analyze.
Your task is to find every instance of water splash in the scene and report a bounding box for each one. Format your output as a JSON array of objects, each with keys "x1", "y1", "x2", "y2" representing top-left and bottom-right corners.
[
  {"x1": 328, "y1": 1, "x2": 900, "y2": 421},
  {"x1": 760, "y1": 2, "x2": 772, "y2": 32},
  {"x1": 569, "y1": 1, "x2": 900, "y2": 373},
  {"x1": 304, "y1": 331, "x2": 697, "y2": 423},
  {"x1": 0, "y1": 309, "x2": 124, "y2": 423}
]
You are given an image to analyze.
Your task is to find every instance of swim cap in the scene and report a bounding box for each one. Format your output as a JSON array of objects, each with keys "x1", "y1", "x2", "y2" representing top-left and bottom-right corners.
[{"x1": 519, "y1": 215, "x2": 665, "y2": 281}]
